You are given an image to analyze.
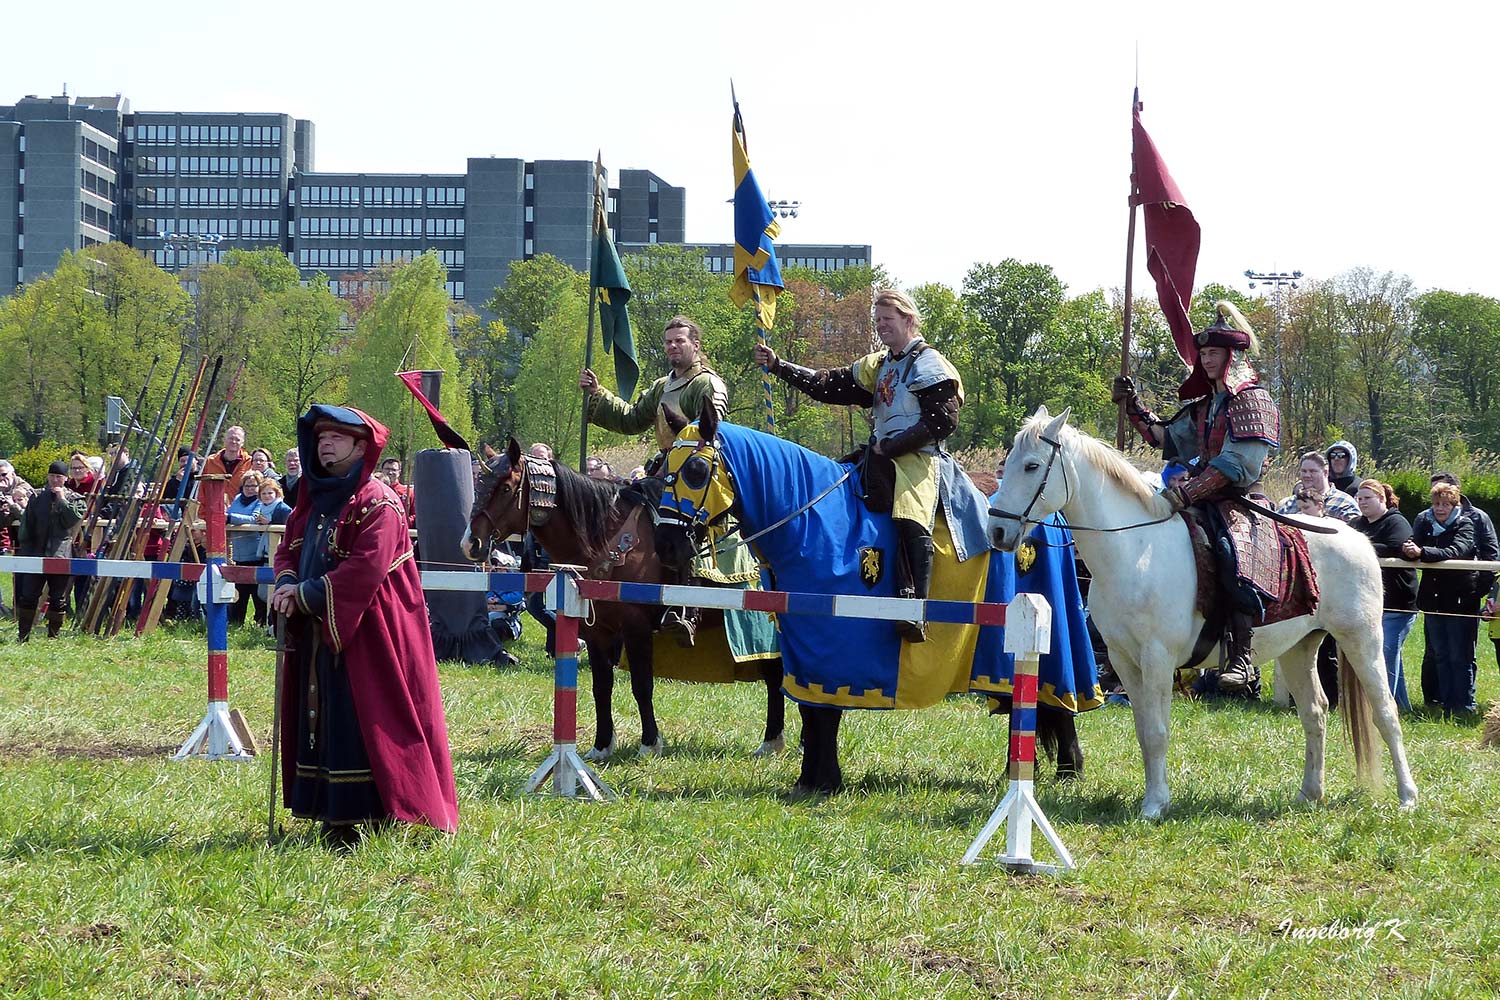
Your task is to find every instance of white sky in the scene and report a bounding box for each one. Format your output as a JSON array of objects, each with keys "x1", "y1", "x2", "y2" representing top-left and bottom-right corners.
[{"x1": 8, "y1": 0, "x2": 1499, "y2": 299}]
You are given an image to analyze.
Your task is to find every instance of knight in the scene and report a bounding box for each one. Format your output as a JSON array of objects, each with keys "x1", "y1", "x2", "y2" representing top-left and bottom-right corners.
[{"x1": 1112, "y1": 301, "x2": 1281, "y2": 691}]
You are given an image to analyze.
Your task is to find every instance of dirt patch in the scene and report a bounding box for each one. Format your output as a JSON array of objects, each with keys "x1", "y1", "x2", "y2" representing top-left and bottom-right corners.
[{"x1": 0, "y1": 741, "x2": 179, "y2": 760}]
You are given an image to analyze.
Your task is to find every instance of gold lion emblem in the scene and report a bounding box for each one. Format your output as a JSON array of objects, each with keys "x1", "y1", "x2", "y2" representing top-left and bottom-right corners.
[
  {"x1": 1016, "y1": 539, "x2": 1038, "y2": 575},
  {"x1": 859, "y1": 546, "x2": 883, "y2": 588}
]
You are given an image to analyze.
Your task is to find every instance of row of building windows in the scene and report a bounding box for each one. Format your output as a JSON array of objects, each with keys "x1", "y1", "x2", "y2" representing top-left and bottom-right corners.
[
  {"x1": 151, "y1": 248, "x2": 231, "y2": 266},
  {"x1": 135, "y1": 218, "x2": 282, "y2": 237},
  {"x1": 318, "y1": 277, "x2": 464, "y2": 301},
  {"x1": 293, "y1": 185, "x2": 466, "y2": 206},
  {"x1": 131, "y1": 124, "x2": 283, "y2": 145},
  {"x1": 296, "y1": 246, "x2": 467, "y2": 269},
  {"x1": 360, "y1": 217, "x2": 466, "y2": 237},
  {"x1": 299, "y1": 216, "x2": 360, "y2": 237},
  {"x1": 81, "y1": 203, "x2": 113, "y2": 231},
  {"x1": 81, "y1": 137, "x2": 117, "y2": 171},
  {"x1": 134, "y1": 187, "x2": 281, "y2": 207},
  {"x1": 134, "y1": 156, "x2": 282, "y2": 176},
  {"x1": 702, "y1": 255, "x2": 863, "y2": 274},
  {"x1": 81, "y1": 170, "x2": 115, "y2": 201}
]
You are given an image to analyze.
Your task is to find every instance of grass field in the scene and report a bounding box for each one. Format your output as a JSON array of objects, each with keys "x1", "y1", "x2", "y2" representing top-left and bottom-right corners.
[{"x1": 1, "y1": 603, "x2": 1498, "y2": 999}]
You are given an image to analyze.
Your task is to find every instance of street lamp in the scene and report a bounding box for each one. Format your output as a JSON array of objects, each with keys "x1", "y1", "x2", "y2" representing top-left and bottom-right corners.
[
  {"x1": 1243, "y1": 269, "x2": 1302, "y2": 291},
  {"x1": 161, "y1": 232, "x2": 224, "y2": 271}
]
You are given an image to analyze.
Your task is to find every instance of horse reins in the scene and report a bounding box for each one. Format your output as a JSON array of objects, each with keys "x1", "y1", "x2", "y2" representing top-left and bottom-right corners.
[{"x1": 989, "y1": 433, "x2": 1178, "y2": 539}]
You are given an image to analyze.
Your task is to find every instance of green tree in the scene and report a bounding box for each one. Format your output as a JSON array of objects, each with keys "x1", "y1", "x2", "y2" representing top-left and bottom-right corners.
[
  {"x1": 959, "y1": 259, "x2": 1067, "y2": 445},
  {"x1": 1414, "y1": 289, "x2": 1500, "y2": 448},
  {"x1": 347, "y1": 254, "x2": 476, "y2": 464},
  {"x1": 1336, "y1": 268, "x2": 1416, "y2": 465}
]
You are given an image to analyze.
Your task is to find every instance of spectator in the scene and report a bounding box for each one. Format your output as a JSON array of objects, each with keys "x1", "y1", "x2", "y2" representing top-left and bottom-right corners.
[
  {"x1": 226, "y1": 470, "x2": 268, "y2": 627},
  {"x1": 283, "y1": 447, "x2": 302, "y2": 504},
  {"x1": 1325, "y1": 441, "x2": 1359, "y2": 494},
  {"x1": 0, "y1": 459, "x2": 18, "y2": 554},
  {"x1": 86, "y1": 455, "x2": 105, "y2": 479},
  {"x1": 14, "y1": 461, "x2": 87, "y2": 640},
  {"x1": 163, "y1": 447, "x2": 196, "y2": 517},
  {"x1": 585, "y1": 456, "x2": 614, "y2": 482},
  {"x1": 1402, "y1": 481, "x2": 1478, "y2": 717},
  {"x1": 1296, "y1": 476, "x2": 1341, "y2": 707},
  {"x1": 64, "y1": 452, "x2": 99, "y2": 616},
  {"x1": 202, "y1": 425, "x2": 251, "y2": 500},
  {"x1": 253, "y1": 478, "x2": 292, "y2": 621},
  {"x1": 1278, "y1": 451, "x2": 1359, "y2": 522},
  {"x1": 103, "y1": 444, "x2": 139, "y2": 517},
  {"x1": 1161, "y1": 462, "x2": 1190, "y2": 491},
  {"x1": 65, "y1": 453, "x2": 96, "y2": 495},
  {"x1": 1354, "y1": 479, "x2": 1418, "y2": 712},
  {"x1": 380, "y1": 457, "x2": 415, "y2": 528},
  {"x1": 1422, "y1": 471, "x2": 1497, "y2": 710},
  {"x1": 249, "y1": 447, "x2": 279, "y2": 483}
]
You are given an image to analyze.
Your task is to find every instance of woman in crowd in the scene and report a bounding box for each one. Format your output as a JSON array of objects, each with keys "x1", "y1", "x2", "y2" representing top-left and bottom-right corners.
[
  {"x1": 1354, "y1": 478, "x2": 1418, "y2": 712},
  {"x1": 226, "y1": 470, "x2": 268, "y2": 627},
  {"x1": 1402, "y1": 481, "x2": 1478, "y2": 716},
  {"x1": 248, "y1": 447, "x2": 279, "y2": 484}
]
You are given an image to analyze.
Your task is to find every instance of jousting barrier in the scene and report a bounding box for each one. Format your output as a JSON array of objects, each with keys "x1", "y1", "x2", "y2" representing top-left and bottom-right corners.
[{"x1": 1, "y1": 486, "x2": 1069, "y2": 872}]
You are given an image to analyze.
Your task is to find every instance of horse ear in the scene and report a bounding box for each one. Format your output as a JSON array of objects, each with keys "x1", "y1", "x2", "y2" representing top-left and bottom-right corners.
[
  {"x1": 1042, "y1": 407, "x2": 1072, "y2": 440},
  {"x1": 661, "y1": 404, "x2": 688, "y2": 435},
  {"x1": 1035, "y1": 404, "x2": 1051, "y2": 421},
  {"x1": 698, "y1": 396, "x2": 720, "y2": 441},
  {"x1": 481, "y1": 442, "x2": 498, "y2": 459},
  {"x1": 506, "y1": 437, "x2": 522, "y2": 468}
]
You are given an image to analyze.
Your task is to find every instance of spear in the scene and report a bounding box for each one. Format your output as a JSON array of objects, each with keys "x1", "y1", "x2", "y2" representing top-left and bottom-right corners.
[
  {"x1": 78, "y1": 352, "x2": 162, "y2": 562},
  {"x1": 1116, "y1": 84, "x2": 1143, "y2": 451}
]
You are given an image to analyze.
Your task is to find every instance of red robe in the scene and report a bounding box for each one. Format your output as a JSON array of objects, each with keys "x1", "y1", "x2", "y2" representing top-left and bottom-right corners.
[{"x1": 274, "y1": 409, "x2": 458, "y2": 832}]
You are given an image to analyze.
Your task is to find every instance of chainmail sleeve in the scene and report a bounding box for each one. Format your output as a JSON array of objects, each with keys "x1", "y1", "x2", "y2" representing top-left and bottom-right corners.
[{"x1": 770, "y1": 359, "x2": 874, "y2": 407}]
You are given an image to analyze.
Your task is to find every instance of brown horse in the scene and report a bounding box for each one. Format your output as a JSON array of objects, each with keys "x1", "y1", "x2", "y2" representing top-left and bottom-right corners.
[{"x1": 462, "y1": 438, "x2": 787, "y2": 759}]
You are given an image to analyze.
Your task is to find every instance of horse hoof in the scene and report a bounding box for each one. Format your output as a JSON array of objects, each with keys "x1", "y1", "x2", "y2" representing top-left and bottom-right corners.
[
  {"x1": 1055, "y1": 767, "x2": 1081, "y2": 783},
  {"x1": 752, "y1": 735, "x2": 786, "y2": 757},
  {"x1": 789, "y1": 781, "x2": 841, "y2": 799},
  {"x1": 584, "y1": 738, "x2": 617, "y2": 762},
  {"x1": 638, "y1": 737, "x2": 665, "y2": 759}
]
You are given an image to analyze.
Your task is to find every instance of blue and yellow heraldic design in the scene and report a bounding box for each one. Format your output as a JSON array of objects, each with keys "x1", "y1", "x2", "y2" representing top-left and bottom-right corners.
[{"x1": 671, "y1": 423, "x2": 1101, "y2": 713}]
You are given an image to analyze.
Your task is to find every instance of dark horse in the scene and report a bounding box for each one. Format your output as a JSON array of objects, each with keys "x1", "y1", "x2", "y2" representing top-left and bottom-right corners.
[
  {"x1": 653, "y1": 402, "x2": 1089, "y2": 796},
  {"x1": 463, "y1": 438, "x2": 787, "y2": 759}
]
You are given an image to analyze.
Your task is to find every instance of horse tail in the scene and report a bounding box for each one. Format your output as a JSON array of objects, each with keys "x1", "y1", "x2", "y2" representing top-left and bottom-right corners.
[{"x1": 1338, "y1": 650, "x2": 1383, "y2": 794}]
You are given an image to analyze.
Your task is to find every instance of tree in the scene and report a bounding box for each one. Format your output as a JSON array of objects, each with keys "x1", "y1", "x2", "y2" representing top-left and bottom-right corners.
[
  {"x1": 239, "y1": 277, "x2": 351, "y2": 456},
  {"x1": 958, "y1": 260, "x2": 1067, "y2": 445},
  {"x1": 1414, "y1": 289, "x2": 1500, "y2": 446},
  {"x1": 347, "y1": 254, "x2": 476, "y2": 463}
]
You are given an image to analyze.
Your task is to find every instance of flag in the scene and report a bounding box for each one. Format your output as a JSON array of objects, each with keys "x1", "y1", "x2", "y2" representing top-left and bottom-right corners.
[
  {"x1": 590, "y1": 157, "x2": 639, "y2": 401},
  {"x1": 730, "y1": 101, "x2": 784, "y2": 331},
  {"x1": 1131, "y1": 105, "x2": 1203, "y2": 398},
  {"x1": 396, "y1": 370, "x2": 471, "y2": 452}
]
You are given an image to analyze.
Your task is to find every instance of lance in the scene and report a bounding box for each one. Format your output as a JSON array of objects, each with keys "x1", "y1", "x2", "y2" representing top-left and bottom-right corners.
[
  {"x1": 579, "y1": 151, "x2": 603, "y2": 470},
  {"x1": 78, "y1": 352, "x2": 162, "y2": 560},
  {"x1": 1116, "y1": 85, "x2": 1143, "y2": 451},
  {"x1": 103, "y1": 353, "x2": 209, "y2": 636}
]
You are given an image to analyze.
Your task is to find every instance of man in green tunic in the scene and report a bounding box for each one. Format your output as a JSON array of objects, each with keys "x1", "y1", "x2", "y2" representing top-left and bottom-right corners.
[{"x1": 579, "y1": 315, "x2": 733, "y2": 646}]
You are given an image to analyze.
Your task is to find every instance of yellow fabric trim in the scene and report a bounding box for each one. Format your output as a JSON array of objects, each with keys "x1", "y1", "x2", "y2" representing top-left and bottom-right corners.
[
  {"x1": 325, "y1": 575, "x2": 340, "y2": 654},
  {"x1": 891, "y1": 451, "x2": 941, "y2": 527},
  {"x1": 974, "y1": 679, "x2": 1107, "y2": 715},
  {"x1": 853, "y1": 351, "x2": 884, "y2": 392},
  {"x1": 389, "y1": 547, "x2": 413, "y2": 574},
  {"x1": 894, "y1": 515, "x2": 987, "y2": 709},
  {"x1": 782, "y1": 673, "x2": 894, "y2": 709}
]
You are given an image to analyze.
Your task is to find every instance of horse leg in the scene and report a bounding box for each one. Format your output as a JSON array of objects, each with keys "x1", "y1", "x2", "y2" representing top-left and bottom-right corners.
[
  {"x1": 1040, "y1": 706, "x2": 1082, "y2": 780},
  {"x1": 584, "y1": 637, "x2": 620, "y2": 760},
  {"x1": 1277, "y1": 632, "x2": 1327, "y2": 803},
  {"x1": 794, "y1": 705, "x2": 843, "y2": 795},
  {"x1": 1123, "y1": 644, "x2": 1175, "y2": 820},
  {"x1": 624, "y1": 628, "x2": 662, "y2": 757},
  {"x1": 1331, "y1": 617, "x2": 1420, "y2": 809},
  {"x1": 754, "y1": 659, "x2": 786, "y2": 757}
]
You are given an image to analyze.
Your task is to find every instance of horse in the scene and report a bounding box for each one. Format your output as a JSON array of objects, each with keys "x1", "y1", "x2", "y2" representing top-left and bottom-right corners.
[
  {"x1": 989, "y1": 406, "x2": 1419, "y2": 819},
  {"x1": 652, "y1": 402, "x2": 1098, "y2": 796},
  {"x1": 461, "y1": 438, "x2": 788, "y2": 759}
]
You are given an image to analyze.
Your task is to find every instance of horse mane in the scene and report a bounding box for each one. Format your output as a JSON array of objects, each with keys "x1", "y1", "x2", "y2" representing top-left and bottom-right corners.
[
  {"x1": 1016, "y1": 416, "x2": 1160, "y2": 508},
  {"x1": 550, "y1": 460, "x2": 623, "y2": 554}
]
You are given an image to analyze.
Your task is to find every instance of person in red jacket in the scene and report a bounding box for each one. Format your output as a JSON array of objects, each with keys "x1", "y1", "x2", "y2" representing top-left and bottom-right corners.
[{"x1": 268, "y1": 405, "x2": 457, "y2": 844}]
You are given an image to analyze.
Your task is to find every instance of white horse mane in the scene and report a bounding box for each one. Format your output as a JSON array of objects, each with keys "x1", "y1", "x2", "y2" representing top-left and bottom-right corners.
[{"x1": 1015, "y1": 414, "x2": 1160, "y2": 507}]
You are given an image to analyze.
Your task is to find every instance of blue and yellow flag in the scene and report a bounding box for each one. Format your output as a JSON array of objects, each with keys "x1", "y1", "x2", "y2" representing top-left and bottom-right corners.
[
  {"x1": 730, "y1": 103, "x2": 783, "y2": 331},
  {"x1": 591, "y1": 159, "x2": 638, "y2": 400}
]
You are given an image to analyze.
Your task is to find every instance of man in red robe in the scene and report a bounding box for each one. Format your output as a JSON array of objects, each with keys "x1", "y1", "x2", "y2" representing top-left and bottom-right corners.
[{"x1": 269, "y1": 404, "x2": 458, "y2": 843}]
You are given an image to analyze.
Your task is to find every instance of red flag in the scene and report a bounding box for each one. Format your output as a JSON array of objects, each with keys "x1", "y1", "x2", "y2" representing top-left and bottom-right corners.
[
  {"x1": 396, "y1": 371, "x2": 471, "y2": 452},
  {"x1": 1131, "y1": 108, "x2": 1203, "y2": 398}
]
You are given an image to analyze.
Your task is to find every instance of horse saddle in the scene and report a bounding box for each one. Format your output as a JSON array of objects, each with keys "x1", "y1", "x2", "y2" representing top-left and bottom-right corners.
[{"x1": 1182, "y1": 503, "x2": 1321, "y2": 630}]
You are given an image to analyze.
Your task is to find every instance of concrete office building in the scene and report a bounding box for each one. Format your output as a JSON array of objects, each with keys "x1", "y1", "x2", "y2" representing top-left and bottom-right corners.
[{"x1": 2, "y1": 92, "x2": 871, "y2": 316}]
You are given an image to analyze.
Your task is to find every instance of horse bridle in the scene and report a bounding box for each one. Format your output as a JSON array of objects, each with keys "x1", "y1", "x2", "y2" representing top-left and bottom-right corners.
[{"x1": 989, "y1": 432, "x2": 1176, "y2": 536}]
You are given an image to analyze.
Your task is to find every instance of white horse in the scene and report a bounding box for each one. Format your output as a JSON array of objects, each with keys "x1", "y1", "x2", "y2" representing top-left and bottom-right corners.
[{"x1": 990, "y1": 406, "x2": 1418, "y2": 820}]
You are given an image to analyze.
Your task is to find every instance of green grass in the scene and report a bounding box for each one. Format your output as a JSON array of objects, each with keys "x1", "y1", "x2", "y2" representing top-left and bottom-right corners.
[{"x1": 0, "y1": 608, "x2": 1498, "y2": 999}]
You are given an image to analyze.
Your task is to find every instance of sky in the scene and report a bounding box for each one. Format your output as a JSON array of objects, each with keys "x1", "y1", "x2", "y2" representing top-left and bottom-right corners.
[{"x1": 7, "y1": 0, "x2": 1499, "y2": 300}]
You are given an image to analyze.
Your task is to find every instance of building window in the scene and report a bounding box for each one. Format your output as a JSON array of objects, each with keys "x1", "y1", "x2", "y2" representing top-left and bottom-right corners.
[{"x1": 524, "y1": 238, "x2": 534, "y2": 255}]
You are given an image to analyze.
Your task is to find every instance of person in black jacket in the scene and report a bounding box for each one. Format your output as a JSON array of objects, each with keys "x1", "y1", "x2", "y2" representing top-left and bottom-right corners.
[
  {"x1": 16, "y1": 461, "x2": 88, "y2": 640},
  {"x1": 1354, "y1": 479, "x2": 1418, "y2": 712},
  {"x1": 1403, "y1": 481, "x2": 1478, "y2": 716},
  {"x1": 1417, "y1": 472, "x2": 1495, "y2": 709}
]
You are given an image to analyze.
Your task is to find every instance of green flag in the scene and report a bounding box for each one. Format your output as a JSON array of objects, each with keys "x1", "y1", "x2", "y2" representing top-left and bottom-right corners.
[{"x1": 591, "y1": 225, "x2": 638, "y2": 401}]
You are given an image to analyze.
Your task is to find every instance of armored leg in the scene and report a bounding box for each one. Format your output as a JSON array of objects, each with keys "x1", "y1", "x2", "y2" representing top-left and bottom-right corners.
[
  {"x1": 894, "y1": 519, "x2": 934, "y2": 644},
  {"x1": 1217, "y1": 611, "x2": 1256, "y2": 692}
]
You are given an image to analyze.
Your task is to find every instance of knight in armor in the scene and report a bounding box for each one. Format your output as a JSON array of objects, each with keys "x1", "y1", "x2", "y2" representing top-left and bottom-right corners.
[
  {"x1": 1112, "y1": 301, "x2": 1281, "y2": 691},
  {"x1": 753, "y1": 288, "x2": 964, "y2": 643},
  {"x1": 581, "y1": 315, "x2": 730, "y2": 646}
]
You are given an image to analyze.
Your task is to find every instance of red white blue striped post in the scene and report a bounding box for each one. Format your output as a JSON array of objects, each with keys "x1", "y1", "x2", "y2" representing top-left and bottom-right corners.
[
  {"x1": 960, "y1": 593, "x2": 1074, "y2": 871},
  {"x1": 522, "y1": 565, "x2": 612, "y2": 800},
  {"x1": 173, "y1": 475, "x2": 254, "y2": 762}
]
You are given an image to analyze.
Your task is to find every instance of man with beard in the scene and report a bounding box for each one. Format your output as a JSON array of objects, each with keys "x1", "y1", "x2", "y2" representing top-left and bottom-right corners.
[{"x1": 267, "y1": 405, "x2": 458, "y2": 844}]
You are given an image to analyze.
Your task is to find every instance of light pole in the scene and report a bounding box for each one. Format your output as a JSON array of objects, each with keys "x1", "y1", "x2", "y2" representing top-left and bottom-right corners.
[{"x1": 161, "y1": 231, "x2": 224, "y2": 272}]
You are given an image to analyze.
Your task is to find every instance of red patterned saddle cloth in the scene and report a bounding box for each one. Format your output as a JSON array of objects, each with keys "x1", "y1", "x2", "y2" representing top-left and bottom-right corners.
[{"x1": 1184, "y1": 503, "x2": 1319, "y2": 626}]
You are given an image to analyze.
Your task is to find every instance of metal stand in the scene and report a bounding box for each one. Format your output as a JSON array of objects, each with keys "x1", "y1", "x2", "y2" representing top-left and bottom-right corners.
[
  {"x1": 173, "y1": 476, "x2": 253, "y2": 763},
  {"x1": 523, "y1": 566, "x2": 613, "y2": 800},
  {"x1": 962, "y1": 594, "x2": 1074, "y2": 872}
]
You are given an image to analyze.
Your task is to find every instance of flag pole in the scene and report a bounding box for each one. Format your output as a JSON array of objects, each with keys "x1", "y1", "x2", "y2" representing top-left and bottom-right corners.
[
  {"x1": 1116, "y1": 85, "x2": 1143, "y2": 451},
  {"x1": 734, "y1": 82, "x2": 775, "y2": 435},
  {"x1": 580, "y1": 152, "x2": 602, "y2": 470}
]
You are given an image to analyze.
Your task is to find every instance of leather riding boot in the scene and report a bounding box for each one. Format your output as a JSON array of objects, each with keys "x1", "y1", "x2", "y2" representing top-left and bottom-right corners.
[
  {"x1": 895, "y1": 528, "x2": 935, "y2": 644},
  {"x1": 17, "y1": 606, "x2": 36, "y2": 643},
  {"x1": 1217, "y1": 611, "x2": 1256, "y2": 691},
  {"x1": 46, "y1": 612, "x2": 65, "y2": 639},
  {"x1": 660, "y1": 606, "x2": 699, "y2": 648}
]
